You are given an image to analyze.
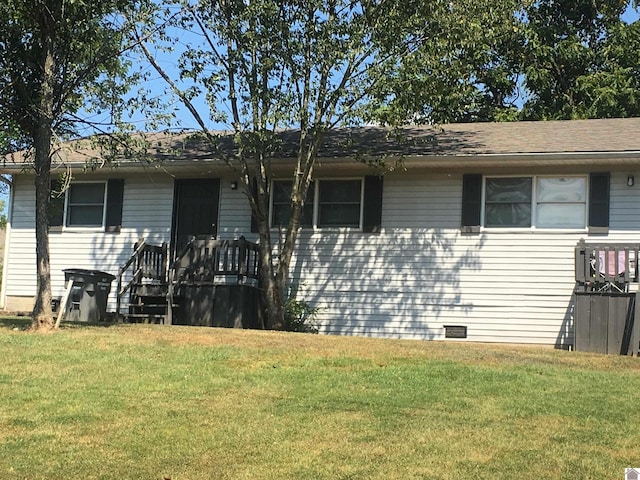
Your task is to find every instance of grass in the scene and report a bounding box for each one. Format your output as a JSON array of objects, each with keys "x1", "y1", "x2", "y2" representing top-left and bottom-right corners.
[{"x1": 1, "y1": 318, "x2": 640, "y2": 479}]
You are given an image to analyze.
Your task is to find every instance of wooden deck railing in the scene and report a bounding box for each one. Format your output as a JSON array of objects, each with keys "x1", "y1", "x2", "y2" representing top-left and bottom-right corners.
[
  {"x1": 165, "y1": 236, "x2": 260, "y2": 325},
  {"x1": 575, "y1": 240, "x2": 640, "y2": 292},
  {"x1": 171, "y1": 236, "x2": 260, "y2": 284}
]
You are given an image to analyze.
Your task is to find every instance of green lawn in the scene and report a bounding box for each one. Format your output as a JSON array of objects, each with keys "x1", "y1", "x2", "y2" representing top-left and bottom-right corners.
[{"x1": 1, "y1": 317, "x2": 639, "y2": 479}]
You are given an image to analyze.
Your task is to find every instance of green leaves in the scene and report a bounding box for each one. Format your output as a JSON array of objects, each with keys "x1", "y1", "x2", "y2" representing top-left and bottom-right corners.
[
  {"x1": 522, "y1": 0, "x2": 640, "y2": 120},
  {"x1": 369, "y1": 0, "x2": 640, "y2": 123},
  {"x1": 0, "y1": 0, "x2": 142, "y2": 148},
  {"x1": 368, "y1": 0, "x2": 526, "y2": 124}
]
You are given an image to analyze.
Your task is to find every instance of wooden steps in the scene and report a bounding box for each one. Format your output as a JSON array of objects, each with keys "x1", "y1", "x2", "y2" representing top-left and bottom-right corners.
[{"x1": 127, "y1": 287, "x2": 169, "y2": 324}]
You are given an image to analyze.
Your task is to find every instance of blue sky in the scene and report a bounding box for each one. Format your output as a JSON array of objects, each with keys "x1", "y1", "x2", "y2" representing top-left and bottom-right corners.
[{"x1": 623, "y1": 4, "x2": 639, "y2": 22}]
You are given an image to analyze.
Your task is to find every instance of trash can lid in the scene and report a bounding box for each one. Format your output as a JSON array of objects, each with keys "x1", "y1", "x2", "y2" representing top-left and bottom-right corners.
[{"x1": 63, "y1": 269, "x2": 116, "y2": 281}]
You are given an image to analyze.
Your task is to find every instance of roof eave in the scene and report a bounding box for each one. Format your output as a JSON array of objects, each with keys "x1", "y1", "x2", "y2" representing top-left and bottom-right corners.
[{"x1": 2, "y1": 150, "x2": 640, "y2": 175}]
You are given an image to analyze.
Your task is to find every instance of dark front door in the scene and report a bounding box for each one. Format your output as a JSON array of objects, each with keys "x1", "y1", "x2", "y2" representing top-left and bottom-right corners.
[{"x1": 172, "y1": 178, "x2": 220, "y2": 255}]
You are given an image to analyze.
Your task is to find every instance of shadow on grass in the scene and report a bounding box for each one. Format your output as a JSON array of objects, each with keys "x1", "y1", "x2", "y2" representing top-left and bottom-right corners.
[
  {"x1": 0, "y1": 315, "x2": 122, "y2": 331},
  {"x1": 0, "y1": 316, "x2": 31, "y2": 330}
]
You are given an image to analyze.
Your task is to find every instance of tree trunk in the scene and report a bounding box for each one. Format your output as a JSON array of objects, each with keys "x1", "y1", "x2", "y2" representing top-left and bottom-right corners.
[
  {"x1": 31, "y1": 148, "x2": 54, "y2": 330},
  {"x1": 31, "y1": 13, "x2": 56, "y2": 331},
  {"x1": 250, "y1": 159, "x2": 314, "y2": 331},
  {"x1": 256, "y1": 223, "x2": 286, "y2": 330}
]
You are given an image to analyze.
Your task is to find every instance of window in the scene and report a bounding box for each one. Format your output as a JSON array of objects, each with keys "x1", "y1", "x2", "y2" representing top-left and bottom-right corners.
[
  {"x1": 485, "y1": 177, "x2": 532, "y2": 227},
  {"x1": 270, "y1": 179, "x2": 364, "y2": 229},
  {"x1": 66, "y1": 183, "x2": 107, "y2": 227},
  {"x1": 484, "y1": 176, "x2": 587, "y2": 229},
  {"x1": 535, "y1": 177, "x2": 586, "y2": 228},
  {"x1": 271, "y1": 181, "x2": 314, "y2": 227},
  {"x1": 49, "y1": 179, "x2": 124, "y2": 232},
  {"x1": 318, "y1": 179, "x2": 362, "y2": 227}
]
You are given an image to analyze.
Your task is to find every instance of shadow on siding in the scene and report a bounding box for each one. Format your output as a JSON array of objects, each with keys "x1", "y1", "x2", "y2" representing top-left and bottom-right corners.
[
  {"x1": 288, "y1": 229, "x2": 485, "y2": 340},
  {"x1": 555, "y1": 293, "x2": 575, "y2": 349}
]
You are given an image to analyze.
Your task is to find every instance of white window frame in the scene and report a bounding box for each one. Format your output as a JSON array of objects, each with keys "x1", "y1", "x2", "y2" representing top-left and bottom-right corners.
[
  {"x1": 63, "y1": 181, "x2": 108, "y2": 230},
  {"x1": 270, "y1": 178, "x2": 364, "y2": 230},
  {"x1": 481, "y1": 175, "x2": 588, "y2": 231}
]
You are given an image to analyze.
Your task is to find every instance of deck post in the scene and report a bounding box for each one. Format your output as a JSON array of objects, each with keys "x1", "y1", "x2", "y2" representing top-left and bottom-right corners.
[
  {"x1": 634, "y1": 288, "x2": 640, "y2": 356},
  {"x1": 166, "y1": 271, "x2": 174, "y2": 326},
  {"x1": 575, "y1": 239, "x2": 587, "y2": 290},
  {"x1": 162, "y1": 242, "x2": 171, "y2": 325},
  {"x1": 116, "y1": 270, "x2": 123, "y2": 319},
  {"x1": 238, "y1": 236, "x2": 247, "y2": 284}
]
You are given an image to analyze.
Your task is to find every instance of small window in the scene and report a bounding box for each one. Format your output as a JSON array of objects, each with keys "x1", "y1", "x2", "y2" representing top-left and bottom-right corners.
[
  {"x1": 66, "y1": 183, "x2": 106, "y2": 227},
  {"x1": 318, "y1": 180, "x2": 362, "y2": 227},
  {"x1": 271, "y1": 181, "x2": 314, "y2": 227}
]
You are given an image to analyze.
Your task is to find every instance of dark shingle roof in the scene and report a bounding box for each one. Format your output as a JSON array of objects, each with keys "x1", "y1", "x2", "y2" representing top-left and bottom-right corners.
[
  {"x1": 2, "y1": 118, "x2": 640, "y2": 173},
  {"x1": 309, "y1": 118, "x2": 640, "y2": 158}
]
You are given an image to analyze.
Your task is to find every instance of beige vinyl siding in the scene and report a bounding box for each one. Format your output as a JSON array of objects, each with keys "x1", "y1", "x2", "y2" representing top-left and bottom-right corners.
[
  {"x1": 610, "y1": 172, "x2": 640, "y2": 231},
  {"x1": 218, "y1": 183, "x2": 254, "y2": 240},
  {"x1": 382, "y1": 174, "x2": 461, "y2": 228},
  {"x1": 4, "y1": 174, "x2": 173, "y2": 310},
  {"x1": 4, "y1": 176, "x2": 39, "y2": 298},
  {"x1": 292, "y1": 230, "x2": 579, "y2": 344}
]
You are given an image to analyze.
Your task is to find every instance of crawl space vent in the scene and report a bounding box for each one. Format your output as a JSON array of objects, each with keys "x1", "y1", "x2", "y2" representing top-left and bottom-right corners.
[{"x1": 444, "y1": 325, "x2": 467, "y2": 339}]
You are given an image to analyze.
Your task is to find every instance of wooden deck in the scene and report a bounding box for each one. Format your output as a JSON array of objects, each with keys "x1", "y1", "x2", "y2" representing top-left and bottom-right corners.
[
  {"x1": 116, "y1": 236, "x2": 261, "y2": 326},
  {"x1": 574, "y1": 240, "x2": 640, "y2": 355}
]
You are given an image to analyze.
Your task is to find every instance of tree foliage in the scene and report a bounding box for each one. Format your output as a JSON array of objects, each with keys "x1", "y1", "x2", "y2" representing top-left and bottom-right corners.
[
  {"x1": 0, "y1": 0, "x2": 140, "y2": 330},
  {"x1": 0, "y1": 0, "x2": 139, "y2": 148},
  {"x1": 373, "y1": 0, "x2": 640, "y2": 123},
  {"x1": 522, "y1": 0, "x2": 640, "y2": 119},
  {"x1": 370, "y1": 0, "x2": 526, "y2": 124}
]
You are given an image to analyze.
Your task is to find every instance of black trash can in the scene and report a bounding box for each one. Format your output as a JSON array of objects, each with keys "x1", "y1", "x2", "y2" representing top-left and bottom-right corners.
[{"x1": 63, "y1": 269, "x2": 116, "y2": 322}]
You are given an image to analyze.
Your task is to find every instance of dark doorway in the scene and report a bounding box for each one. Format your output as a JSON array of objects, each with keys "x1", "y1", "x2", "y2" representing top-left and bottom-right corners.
[{"x1": 172, "y1": 178, "x2": 220, "y2": 256}]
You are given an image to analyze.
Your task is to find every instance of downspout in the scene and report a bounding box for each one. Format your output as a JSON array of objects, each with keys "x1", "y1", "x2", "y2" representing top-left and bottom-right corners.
[{"x1": 0, "y1": 177, "x2": 15, "y2": 309}]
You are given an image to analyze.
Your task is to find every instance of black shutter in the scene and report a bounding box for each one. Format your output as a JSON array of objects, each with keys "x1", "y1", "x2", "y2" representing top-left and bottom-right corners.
[
  {"x1": 461, "y1": 174, "x2": 482, "y2": 233},
  {"x1": 48, "y1": 179, "x2": 65, "y2": 232},
  {"x1": 105, "y1": 179, "x2": 124, "y2": 233},
  {"x1": 362, "y1": 175, "x2": 383, "y2": 233},
  {"x1": 589, "y1": 172, "x2": 610, "y2": 234}
]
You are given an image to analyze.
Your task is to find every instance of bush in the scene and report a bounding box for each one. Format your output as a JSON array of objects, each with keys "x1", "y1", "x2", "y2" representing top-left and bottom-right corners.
[{"x1": 283, "y1": 297, "x2": 319, "y2": 334}]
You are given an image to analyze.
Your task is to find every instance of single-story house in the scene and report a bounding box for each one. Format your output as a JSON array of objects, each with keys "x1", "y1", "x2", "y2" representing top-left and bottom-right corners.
[{"x1": 2, "y1": 118, "x2": 640, "y2": 346}]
